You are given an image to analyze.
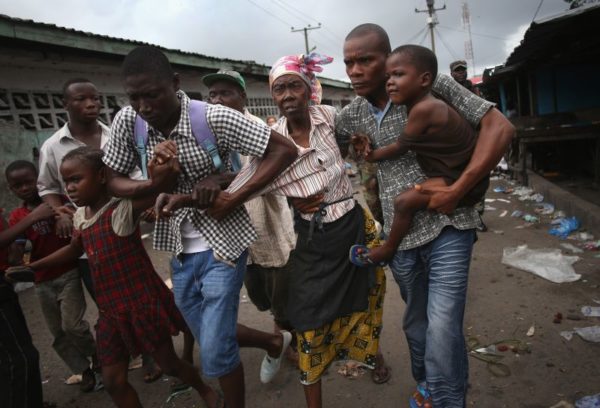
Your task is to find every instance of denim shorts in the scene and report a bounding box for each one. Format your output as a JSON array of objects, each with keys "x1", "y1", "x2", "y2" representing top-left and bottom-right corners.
[{"x1": 170, "y1": 250, "x2": 247, "y2": 377}]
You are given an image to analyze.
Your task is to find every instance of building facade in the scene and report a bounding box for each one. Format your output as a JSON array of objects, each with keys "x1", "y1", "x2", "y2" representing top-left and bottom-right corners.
[{"x1": 0, "y1": 14, "x2": 355, "y2": 209}]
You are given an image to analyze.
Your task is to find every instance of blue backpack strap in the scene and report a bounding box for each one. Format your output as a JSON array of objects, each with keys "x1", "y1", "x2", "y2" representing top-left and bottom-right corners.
[
  {"x1": 133, "y1": 116, "x2": 149, "y2": 179},
  {"x1": 229, "y1": 151, "x2": 242, "y2": 172},
  {"x1": 188, "y1": 100, "x2": 225, "y2": 173}
]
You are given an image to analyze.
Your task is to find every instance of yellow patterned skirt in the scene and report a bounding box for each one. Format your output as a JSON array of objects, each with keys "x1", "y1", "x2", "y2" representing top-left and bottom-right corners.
[{"x1": 297, "y1": 208, "x2": 386, "y2": 385}]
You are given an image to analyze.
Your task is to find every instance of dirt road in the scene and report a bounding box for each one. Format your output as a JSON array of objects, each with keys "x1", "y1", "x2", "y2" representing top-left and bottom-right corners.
[{"x1": 19, "y1": 177, "x2": 600, "y2": 407}]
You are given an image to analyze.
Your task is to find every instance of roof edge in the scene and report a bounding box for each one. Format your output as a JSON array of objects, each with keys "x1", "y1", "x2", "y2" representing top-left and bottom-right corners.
[{"x1": 0, "y1": 14, "x2": 351, "y2": 89}]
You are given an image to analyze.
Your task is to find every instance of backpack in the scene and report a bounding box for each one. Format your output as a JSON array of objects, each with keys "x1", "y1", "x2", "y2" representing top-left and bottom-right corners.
[{"x1": 133, "y1": 100, "x2": 242, "y2": 179}]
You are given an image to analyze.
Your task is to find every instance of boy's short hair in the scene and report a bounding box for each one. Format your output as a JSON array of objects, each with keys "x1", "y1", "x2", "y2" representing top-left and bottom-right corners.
[
  {"x1": 346, "y1": 23, "x2": 391, "y2": 54},
  {"x1": 62, "y1": 146, "x2": 105, "y2": 171},
  {"x1": 122, "y1": 46, "x2": 174, "y2": 81},
  {"x1": 5, "y1": 160, "x2": 37, "y2": 179},
  {"x1": 392, "y1": 45, "x2": 438, "y2": 79},
  {"x1": 62, "y1": 78, "x2": 93, "y2": 98}
]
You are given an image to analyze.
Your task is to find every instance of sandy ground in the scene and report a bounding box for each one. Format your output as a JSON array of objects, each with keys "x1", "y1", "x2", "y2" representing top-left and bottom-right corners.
[{"x1": 18, "y1": 176, "x2": 600, "y2": 408}]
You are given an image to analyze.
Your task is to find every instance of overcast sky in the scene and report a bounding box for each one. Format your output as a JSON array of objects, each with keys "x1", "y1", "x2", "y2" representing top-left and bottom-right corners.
[{"x1": 0, "y1": 0, "x2": 571, "y2": 81}]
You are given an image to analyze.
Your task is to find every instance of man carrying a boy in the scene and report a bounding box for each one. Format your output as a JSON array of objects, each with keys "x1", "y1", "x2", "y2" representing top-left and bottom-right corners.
[{"x1": 328, "y1": 24, "x2": 514, "y2": 406}]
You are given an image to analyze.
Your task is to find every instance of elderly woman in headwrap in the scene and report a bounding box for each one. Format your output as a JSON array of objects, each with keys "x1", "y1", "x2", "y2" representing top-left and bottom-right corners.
[
  {"x1": 156, "y1": 53, "x2": 389, "y2": 407},
  {"x1": 266, "y1": 53, "x2": 388, "y2": 407}
]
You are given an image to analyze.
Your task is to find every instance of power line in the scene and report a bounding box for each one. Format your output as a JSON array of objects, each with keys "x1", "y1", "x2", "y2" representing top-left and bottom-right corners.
[
  {"x1": 270, "y1": 0, "x2": 344, "y2": 47},
  {"x1": 434, "y1": 26, "x2": 459, "y2": 59},
  {"x1": 273, "y1": 0, "x2": 319, "y2": 25},
  {"x1": 437, "y1": 25, "x2": 509, "y2": 41},
  {"x1": 406, "y1": 26, "x2": 428, "y2": 44},
  {"x1": 531, "y1": 0, "x2": 545, "y2": 22},
  {"x1": 418, "y1": 26, "x2": 430, "y2": 46},
  {"x1": 246, "y1": 0, "x2": 294, "y2": 28},
  {"x1": 264, "y1": 0, "x2": 341, "y2": 55}
]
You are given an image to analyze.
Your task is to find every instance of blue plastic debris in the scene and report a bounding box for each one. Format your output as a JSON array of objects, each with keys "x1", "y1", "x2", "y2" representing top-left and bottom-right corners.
[
  {"x1": 575, "y1": 393, "x2": 600, "y2": 408},
  {"x1": 549, "y1": 217, "x2": 580, "y2": 239},
  {"x1": 523, "y1": 214, "x2": 540, "y2": 223}
]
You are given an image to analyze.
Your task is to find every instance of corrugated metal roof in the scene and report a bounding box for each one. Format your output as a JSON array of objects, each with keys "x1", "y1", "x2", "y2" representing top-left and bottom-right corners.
[
  {"x1": 0, "y1": 13, "x2": 351, "y2": 89},
  {"x1": 504, "y1": 3, "x2": 600, "y2": 67}
]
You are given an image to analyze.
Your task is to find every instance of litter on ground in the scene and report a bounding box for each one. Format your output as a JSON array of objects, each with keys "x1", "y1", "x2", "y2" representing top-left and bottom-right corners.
[
  {"x1": 560, "y1": 326, "x2": 600, "y2": 343},
  {"x1": 501, "y1": 245, "x2": 581, "y2": 283},
  {"x1": 581, "y1": 306, "x2": 600, "y2": 317},
  {"x1": 560, "y1": 243, "x2": 584, "y2": 254},
  {"x1": 64, "y1": 374, "x2": 82, "y2": 385}
]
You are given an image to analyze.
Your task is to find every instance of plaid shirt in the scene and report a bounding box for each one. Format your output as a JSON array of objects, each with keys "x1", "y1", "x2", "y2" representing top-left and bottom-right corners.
[
  {"x1": 103, "y1": 91, "x2": 271, "y2": 260},
  {"x1": 336, "y1": 74, "x2": 494, "y2": 250}
]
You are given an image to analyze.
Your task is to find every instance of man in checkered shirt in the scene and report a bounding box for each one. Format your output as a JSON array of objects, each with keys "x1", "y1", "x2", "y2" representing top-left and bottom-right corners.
[
  {"x1": 333, "y1": 25, "x2": 514, "y2": 407},
  {"x1": 102, "y1": 46, "x2": 297, "y2": 408}
]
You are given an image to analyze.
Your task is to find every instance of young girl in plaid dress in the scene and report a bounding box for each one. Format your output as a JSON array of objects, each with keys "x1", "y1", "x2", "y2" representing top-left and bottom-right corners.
[{"x1": 8, "y1": 146, "x2": 224, "y2": 408}]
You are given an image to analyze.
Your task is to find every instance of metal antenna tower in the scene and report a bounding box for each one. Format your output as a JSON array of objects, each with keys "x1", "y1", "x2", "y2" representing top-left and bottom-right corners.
[
  {"x1": 415, "y1": 0, "x2": 446, "y2": 54},
  {"x1": 462, "y1": 1, "x2": 476, "y2": 75}
]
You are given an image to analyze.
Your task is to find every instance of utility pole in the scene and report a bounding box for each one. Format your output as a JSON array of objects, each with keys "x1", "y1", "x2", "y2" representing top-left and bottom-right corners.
[
  {"x1": 291, "y1": 23, "x2": 321, "y2": 54},
  {"x1": 415, "y1": 0, "x2": 446, "y2": 54}
]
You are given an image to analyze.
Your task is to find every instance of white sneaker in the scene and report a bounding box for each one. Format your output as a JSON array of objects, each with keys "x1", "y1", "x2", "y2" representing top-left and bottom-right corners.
[{"x1": 259, "y1": 330, "x2": 292, "y2": 384}]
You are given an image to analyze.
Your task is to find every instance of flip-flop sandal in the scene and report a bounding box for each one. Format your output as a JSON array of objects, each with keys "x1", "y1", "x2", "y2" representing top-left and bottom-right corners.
[
  {"x1": 165, "y1": 382, "x2": 192, "y2": 404},
  {"x1": 409, "y1": 384, "x2": 432, "y2": 408},
  {"x1": 5, "y1": 265, "x2": 35, "y2": 282},
  {"x1": 143, "y1": 366, "x2": 163, "y2": 383},
  {"x1": 349, "y1": 245, "x2": 386, "y2": 267},
  {"x1": 371, "y1": 364, "x2": 391, "y2": 384}
]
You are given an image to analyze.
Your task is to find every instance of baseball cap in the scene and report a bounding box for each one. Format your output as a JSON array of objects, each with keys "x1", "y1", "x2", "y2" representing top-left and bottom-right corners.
[
  {"x1": 450, "y1": 60, "x2": 468, "y2": 71},
  {"x1": 202, "y1": 70, "x2": 246, "y2": 91}
]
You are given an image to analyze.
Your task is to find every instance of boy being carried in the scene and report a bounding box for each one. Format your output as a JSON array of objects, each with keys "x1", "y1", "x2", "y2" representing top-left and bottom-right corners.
[{"x1": 350, "y1": 45, "x2": 488, "y2": 266}]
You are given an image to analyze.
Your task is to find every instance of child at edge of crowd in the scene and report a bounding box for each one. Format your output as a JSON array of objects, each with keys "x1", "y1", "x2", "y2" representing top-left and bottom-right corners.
[
  {"x1": 0, "y1": 209, "x2": 57, "y2": 408},
  {"x1": 7, "y1": 147, "x2": 225, "y2": 408},
  {"x1": 349, "y1": 44, "x2": 489, "y2": 267},
  {"x1": 4, "y1": 160, "x2": 101, "y2": 392}
]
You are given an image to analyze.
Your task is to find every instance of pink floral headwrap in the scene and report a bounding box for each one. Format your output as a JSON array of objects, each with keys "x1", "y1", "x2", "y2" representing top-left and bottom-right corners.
[{"x1": 269, "y1": 52, "x2": 333, "y2": 104}]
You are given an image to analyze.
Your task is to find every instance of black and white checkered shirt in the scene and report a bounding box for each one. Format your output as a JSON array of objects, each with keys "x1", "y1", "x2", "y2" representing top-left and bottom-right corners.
[
  {"x1": 336, "y1": 74, "x2": 495, "y2": 250},
  {"x1": 103, "y1": 91, "x2": 271, "y2": 260}
]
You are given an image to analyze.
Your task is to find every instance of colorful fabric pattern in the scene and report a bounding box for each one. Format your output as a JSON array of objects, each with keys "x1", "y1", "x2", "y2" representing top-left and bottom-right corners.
[
  {"x1": 297, "y1": 208, "x2": 386, "y2": 385},
  {"x1": 269, "y1": 52, "x2": 333, "y2": 104}
]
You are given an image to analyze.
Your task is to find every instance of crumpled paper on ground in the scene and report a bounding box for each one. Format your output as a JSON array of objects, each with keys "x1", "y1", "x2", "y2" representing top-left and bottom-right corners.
[
  {"x1": 560, "y1": 326, "x2": 600, "y2": 343},
  {"x1": 336, "y1": 361, "x2": 366, "y2": 379},
  {"x1": 501, "y1": 245, "x2": 580, "y2": 283},
  {"x1": 64, "y1": 374, "x2": 82, "y2": 385}
]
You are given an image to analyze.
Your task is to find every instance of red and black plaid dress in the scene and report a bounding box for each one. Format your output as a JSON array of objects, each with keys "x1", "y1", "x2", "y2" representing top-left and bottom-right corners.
[{"x1": 76, "y1": 201, "x2": 186, "y2": 367}]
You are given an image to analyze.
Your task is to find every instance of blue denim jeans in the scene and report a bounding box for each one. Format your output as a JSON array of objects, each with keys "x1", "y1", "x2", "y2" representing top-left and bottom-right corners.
[
  {"x1": 390, "y1": 227, "x2": 476, "y2": 408},
  {"x1": 170, "y1": 250, "x2": 247, "y2": 378}
]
